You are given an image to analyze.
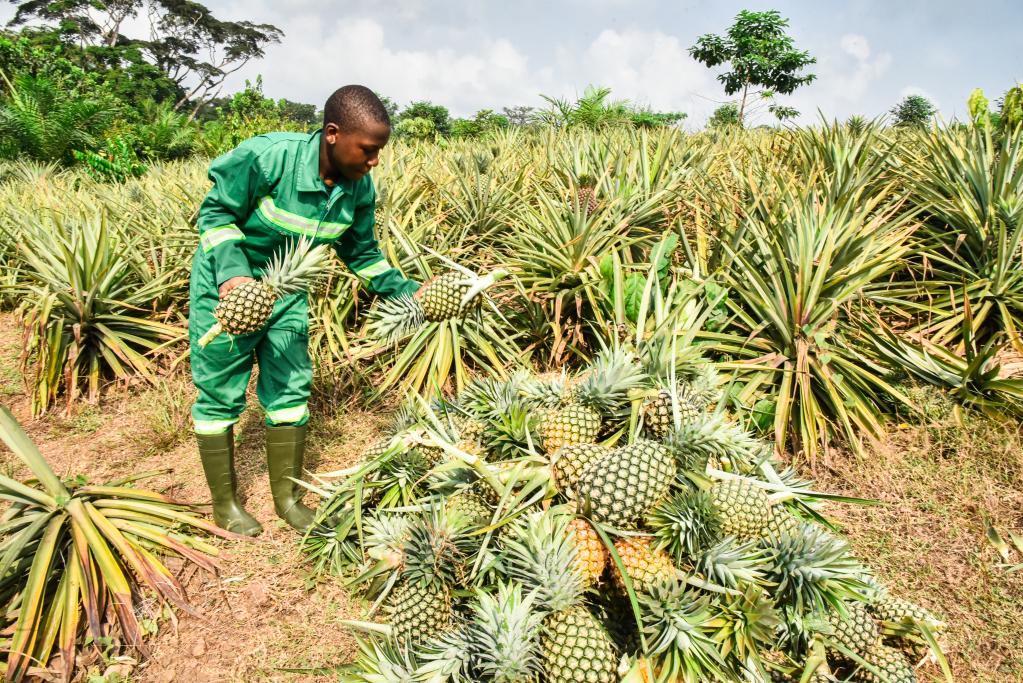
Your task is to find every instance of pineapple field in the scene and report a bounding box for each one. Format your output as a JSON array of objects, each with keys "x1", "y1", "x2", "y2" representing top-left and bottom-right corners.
[{"x1": 1, "y1": 123, "x2": 1023, "y2": 682}]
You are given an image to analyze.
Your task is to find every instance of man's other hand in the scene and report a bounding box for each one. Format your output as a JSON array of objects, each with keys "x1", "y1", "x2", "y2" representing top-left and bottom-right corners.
[{"x1": 219, "y1": 276, "x2": 256, "y2": 298}]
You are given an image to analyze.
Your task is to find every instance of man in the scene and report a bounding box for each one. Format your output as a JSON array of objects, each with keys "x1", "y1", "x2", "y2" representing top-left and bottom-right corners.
[{"x1": 189, "y1": 85, "x2": 419, "y2": 536}]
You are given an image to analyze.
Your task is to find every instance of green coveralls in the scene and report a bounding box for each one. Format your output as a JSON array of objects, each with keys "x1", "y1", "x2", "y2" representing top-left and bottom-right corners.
[{"x1": 189, "y1": 130, "x2": 418, "y2": 435}]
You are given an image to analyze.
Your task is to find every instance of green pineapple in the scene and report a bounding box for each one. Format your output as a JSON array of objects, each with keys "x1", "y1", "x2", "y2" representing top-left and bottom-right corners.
[
  {"x1": 764, "y1": 524, "x2": 870, "y2": 613},
  {"x1": 445, "y1": 492, "x2": 492, "y2": 527},
  {"x1": 826, "y1": 601, "x2": 881, "y2": 660},
  {"x1": 576, "y1": 439, "x2": 676, "y2": 528},
  {"x1": 641, "y1": 384, "x2": 704, "y2": 438},
  {"x1": 386, "y1": 507, "x2": 473, "y2": 647},
  {"x1": 853, "y1": 644, "x2": 918, "y2": 683},
  {"x1": 551, "y1": 442, "x2": 611, "y2": 495},
  {"x1": 367, "y1": 268, "x2": 507, "y2": 342},
  {"x1": 530, "y1": 349, "x2": 647, "y2": 453},
  {"x1": 708, "y1": 478, "x2": 774, "y2": 541},
  {"x1": 198, "y1": 238, "x2": 331, "y2": 347},
  {"x1": 502, "y1": 510, "x2": 619, "y2": 683}
]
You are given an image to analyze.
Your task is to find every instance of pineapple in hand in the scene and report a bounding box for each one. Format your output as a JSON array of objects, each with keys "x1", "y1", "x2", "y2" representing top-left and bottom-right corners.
[
  {"x1": 368, "y1": 265, "x2": 508, "y2": 343},
  {"x1": 197, "y1": 237, "x2": 332, "y2": 347}
]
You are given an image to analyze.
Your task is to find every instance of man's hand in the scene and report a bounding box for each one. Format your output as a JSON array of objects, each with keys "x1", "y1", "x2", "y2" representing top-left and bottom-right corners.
[
  {"x1": 413, "y1": 277, "x2": 433, "y2": 301},
  {"x1": 219, "y1": 276, "x2": 256, "y2": 298}
]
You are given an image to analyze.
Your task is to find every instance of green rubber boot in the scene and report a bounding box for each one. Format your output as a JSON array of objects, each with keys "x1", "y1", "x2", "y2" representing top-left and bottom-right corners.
[
  {"x1": 196, "y1": 429, "x2": 263, "y2": 537},
  {"x1": 266, "y1": 424, "x2": 316, "y2": 532}
]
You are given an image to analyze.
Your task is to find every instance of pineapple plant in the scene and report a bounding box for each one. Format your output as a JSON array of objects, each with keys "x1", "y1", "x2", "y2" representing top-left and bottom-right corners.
[
  {"x1": 466, "y1": 581, "x2": 544, "y2": 682},
  {"x1": 611, "y1": 537, "x2": 677, "y2": 594},
  {"x1": 576, "y1": 439, "x2": 676, "y2": 528},
  {"x1": 197, "y1": 237, "x2": 332, "y2": 346},
  {"x1": 502, "y1": 511, "x2": 619, "y2": 683},
  {"x1": 367, "y1": 267, "x2": 508, "y2": 342}
]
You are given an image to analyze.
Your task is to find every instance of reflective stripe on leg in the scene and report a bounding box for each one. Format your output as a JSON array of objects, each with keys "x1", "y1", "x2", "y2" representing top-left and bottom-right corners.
[
  {"x1": 265, "y1": 403, "x2": 309, "y2": 425},
  {"x1": 193, "y1": 417, "x2": 239, "y2": 435}
]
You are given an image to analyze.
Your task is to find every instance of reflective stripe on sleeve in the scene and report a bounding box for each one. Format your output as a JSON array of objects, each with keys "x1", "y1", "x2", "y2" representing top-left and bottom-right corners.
[
  {"x1": 265, "y1": 403, "x2": 309, "y2": 425},
  {"x1": 355, "y1": 259, "x2": 392, "y2": 281},
  {"x1": 200, "y1": 225, "x2": 246, "y2": 252}
]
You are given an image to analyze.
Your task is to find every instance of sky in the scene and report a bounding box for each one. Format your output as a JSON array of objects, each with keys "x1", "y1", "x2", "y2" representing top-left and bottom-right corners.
[{"x1": 3, "y1": 0, "x2": 1022, "y2": 127}]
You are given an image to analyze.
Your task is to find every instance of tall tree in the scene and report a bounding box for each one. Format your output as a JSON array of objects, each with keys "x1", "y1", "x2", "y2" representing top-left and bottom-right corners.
[
  {"x1": 6, "y1": 0, "x2": 283, "y2": 113},
  {"x1": 889, "y1": 94, "x2": 936, "y2": 128},
  {"x1": 689, "y1": 10, "x2": 815, "y2": 124}
]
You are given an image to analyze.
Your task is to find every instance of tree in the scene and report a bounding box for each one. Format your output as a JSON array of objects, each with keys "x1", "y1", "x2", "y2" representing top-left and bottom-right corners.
[
  {"x1": 889, "y1": 94, "x2": 936, "y2": 128},
  {"x1": 6, "y1": 0, "x2": 283, "y2": 113},
  {"x1": 451, "y1": 109, "x2": 509, "y2": 138},
  {"x1": 707, "y1": 103, "x2": 740, "y2": 128},
  {"x1": 502, "y1": 105, "x2": 535, "y2": 126},
  {"x1": 397, "y1": 100, "x2": 450, "y2": 136},
  {"x1": 689, "y1": 10, "x2": 815, "y2": 124}
]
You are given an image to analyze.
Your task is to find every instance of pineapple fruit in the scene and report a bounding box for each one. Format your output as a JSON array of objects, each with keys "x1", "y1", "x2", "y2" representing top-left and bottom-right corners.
[
  {"x1": 709, "y1": 478, "x2": 774, "y2": 541},
  {"x1": 387, "y1": 580, "x2": 452, "y2": 646},
  {"x1": 576, "y1": 439, "x2": 676, "y2": 528},
  {"x1": 853, "y1": 644, "x2": 918, "y2": 683},
  {"x1": 367, "y1": 267, "x2": 508, "y2": 342},
  {"x1": 197, "y1": 238, "x2": 331, "y2": 347},
  {"x1": 567, "y1": 518, "x2": 607, "y2": 585},
  {"x1": 826, "y1": 601, "x2": 881, "y2": 660},
  {"x1": 641, "y1": 384, "x2": 704, "y2": 438},
  {"x1": 575, "y1": 174, "x2": 599, "y2": 214},
  {"x1": 552, "y1": 442, "x2": 611, "y2": 495},
  {"x1": 611, "y1": 537, "x2": 676, "y2": 594}
]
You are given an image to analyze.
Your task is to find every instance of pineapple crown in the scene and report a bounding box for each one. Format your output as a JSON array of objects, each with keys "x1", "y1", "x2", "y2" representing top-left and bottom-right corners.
[
  {"x1": 261, "y1": 236, "x2": 333, "y2": 294},
  {"x1": 648, "y1": 489, "x2": 722, "y2": 560},
  {"x1": 574, "y1": 347, "x2": 649, "y2": 416},
  {"x1": 695, "y1": 537, "x2": 772, "y2": 590},
  {"x1": 662, "y1": 412, "x2": 767, "y2": 475},
  {"x1": 466, "y1": 581, "x2": 544, "y2": 683},
  {"x1": 764, "y1": 524, "x2": 871, "y2": 614},
  {"x1": 638, "y1": 580, "x2": 731, "y2": 680},
  {"x1": 346, "y1": 634, "x2": 419, "y2": 683},
  {"x1": 710, "y1": 585, "x2": 781, "y2": 665},
  {"x1": 402, "y1": 506, "x2": 478, "y2": 588},
  {"x1": 366, "y1": 294, "x2": 424, "y2": 344},
  {"x1": 363, "y1": 513, "x2": 411, "y2": 560},
  {"x1": 500, "y1": 509, "x2": 585, "y2": 613}
]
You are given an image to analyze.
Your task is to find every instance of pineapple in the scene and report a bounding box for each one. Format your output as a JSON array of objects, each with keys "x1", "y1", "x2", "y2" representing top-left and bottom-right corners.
[
  {"x1": 387, "y1": 579, "x2": 452, "y2": 646},
  {"x1": 641, "y1": 384, "x2": 704, "y2": 438},
  {"x1": 445, "y1": 492, "x2": 492, "y2": 527},
  {"x1": 197, "y1": 238, "x2": 331, "y2": 347},
  {"x1": 648, "y1": 489, "x2": 721, "y2": 560},
  {"x1": 386, "y1": 507, "x2": 473, "y2": 647},
  {"x1": 853, "y1": 644, "x2": 918, "y2": 683},
  {"x1": 551, "y1": 442, "x2": 611, "y2": 494},
  {"x1": 575, "y1": 173, "x2": 599, "y2": 214},
  {"x1": 502, "y1": 511, "x2": 619, "y2": 683},
  {"x1": 367, "y1": 268, "x2": 508, "y2": 342},
  {"x1": 826, "y1": 601, "x2": 881, "y2": 660},
  {"x1": 868, "y1": 595, "x2": 943, "y2": 631},
  {"x1": 530, "y1": 349, "x2": 647, "y2": 453},
  {"x1": 708, "y1": 478, "x2": 774, "y2": 541},
  {"x1": 763, "y1": 506, "x2": 803, "y2": 539},
  {"x1": 611, "y1": 537, "x2": 677, "y2": 594},
  {"x1": 567, "y1": 518, "x2": 607, "y2": 585},
  {"x1": 576, "y1": 439, "x2": 676, "y2": 528}
]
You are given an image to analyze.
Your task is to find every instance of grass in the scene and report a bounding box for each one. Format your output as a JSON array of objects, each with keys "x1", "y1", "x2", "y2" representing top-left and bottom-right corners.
[{"x1": 813, "y1": 414, "x2": 1023, "y2": 682}]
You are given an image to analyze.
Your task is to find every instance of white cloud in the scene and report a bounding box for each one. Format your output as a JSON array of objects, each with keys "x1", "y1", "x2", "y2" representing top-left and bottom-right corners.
[{"x1": 840, "y1": 34, "x2": 871, "y2": 61}]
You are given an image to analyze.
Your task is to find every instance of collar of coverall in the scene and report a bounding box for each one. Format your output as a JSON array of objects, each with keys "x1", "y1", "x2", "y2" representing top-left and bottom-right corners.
[{"x1": 297, "y1": 128, "x2": 355, "y2": 197}]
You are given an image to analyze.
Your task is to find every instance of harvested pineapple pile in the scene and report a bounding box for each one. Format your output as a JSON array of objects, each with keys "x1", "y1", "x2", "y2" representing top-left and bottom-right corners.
[{"x1": 304, "y1": 346, "x2": 946, "y2": 683}]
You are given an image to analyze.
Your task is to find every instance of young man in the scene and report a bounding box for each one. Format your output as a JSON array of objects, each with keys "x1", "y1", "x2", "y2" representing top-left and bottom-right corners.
[{"x1": 189, "y1": 85, "x2": 419, "y2": 536}]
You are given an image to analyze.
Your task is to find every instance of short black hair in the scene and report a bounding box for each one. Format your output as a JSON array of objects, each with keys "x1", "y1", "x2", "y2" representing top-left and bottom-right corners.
[{"x1": 323, "y1": 85, "x2": 390, "y2": 132}]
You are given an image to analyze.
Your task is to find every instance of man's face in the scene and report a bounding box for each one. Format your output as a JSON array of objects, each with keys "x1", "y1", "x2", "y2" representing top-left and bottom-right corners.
[{"x1": 323, "y1": 120, "x2": 390, "y2": 182}]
